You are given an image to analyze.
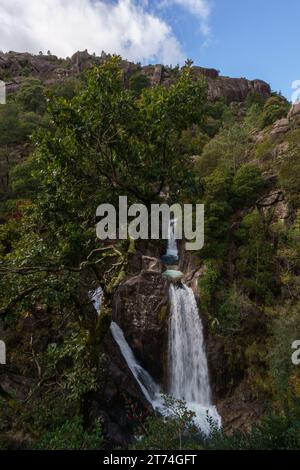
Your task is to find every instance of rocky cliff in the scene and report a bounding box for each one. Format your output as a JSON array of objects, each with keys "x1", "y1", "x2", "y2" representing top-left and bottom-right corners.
[
  {"x1": 0, "y1": 50, "x2": 273, "y2": 201},
  {"x1": 0, "y1": 50, "x2": 271, "y2": 103}
]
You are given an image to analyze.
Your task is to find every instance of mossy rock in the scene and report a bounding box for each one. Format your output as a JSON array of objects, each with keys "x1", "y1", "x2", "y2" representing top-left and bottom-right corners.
[{"x1": 159, "y1": 304, "x2": 168, "y2": 323}]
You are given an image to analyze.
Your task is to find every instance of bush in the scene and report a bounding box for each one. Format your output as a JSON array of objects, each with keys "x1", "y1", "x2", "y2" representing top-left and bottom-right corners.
[
  {"x1": 129, "y1": 73, "x2": 150, "y2": 97},
  {"x1": 131, "y1": 397, "x2": 202, "y2": 450},
  {"x1": 231, "y1": 164, "x2": 264, "y2": 205},
  {"x1": 235, "y1": 210, "x2": 278, "y2": 303},
  {"x1": 204, "y1": 409, "x2": 300, "y2": 450},
  {"x1": 16, "y1": 78, "x2": 47, "y2": 113},
  {"x1": 34, "y1": 417, "x2": 103, "y2": 450},
  {"x1": 254, "y1": 138, "x2": 273, "y2": 160},
  {"x1": 260, "y1": 96, "x2": 290, "y2": 129},
  {"x1": 199, "y1": 260, "x2": 220, "y2": 313},
  {"x1": 279, "y1": 144, "x2": 300, "y2": 208}
]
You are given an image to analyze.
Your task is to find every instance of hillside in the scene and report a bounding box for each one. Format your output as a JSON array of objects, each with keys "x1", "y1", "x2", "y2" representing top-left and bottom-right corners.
[
  {"x1": 0, "y1": 50, "x2": 271, "y2": 200},
  {"x1": 1, "y1": 55, "x2": 300, "y2": 450}
]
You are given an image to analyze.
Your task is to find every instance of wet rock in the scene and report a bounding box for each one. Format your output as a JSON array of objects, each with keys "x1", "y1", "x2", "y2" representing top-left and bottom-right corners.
[
  {"x1": 217, "y1": 383, "x2": 266, "y2": 434},
  {"x1": 160, "y1": 254, "x2": 179, "y2": 266},
  {"x1": 163, "y1": 270, "x2": 184, "y2": 282},
  {"x1": 89, "y1": 329, "x2": 152, "y2": 448},
  {"x1": 113, "y1": 268, "x2": 168, "y2": 382}
]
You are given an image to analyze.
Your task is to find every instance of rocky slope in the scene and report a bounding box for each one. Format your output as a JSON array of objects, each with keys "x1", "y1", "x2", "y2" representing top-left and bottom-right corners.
[
  {"x1": 0, "y1": 50, "x2": 271, "y2": 200},
  {"x1": 1, "y1": 50, "x2": 271, "y2": 102}
]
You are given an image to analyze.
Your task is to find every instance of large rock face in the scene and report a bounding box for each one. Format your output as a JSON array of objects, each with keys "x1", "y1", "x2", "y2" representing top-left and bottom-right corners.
[
  {"x1": 91, "y1": 330, "x2": 152, "y2": 447},
  {"x1": 113, "y1": 252, "x2": 169, "y2": 384},
  {"x1": 0, "y1": 50, "x2": 271, "y2": 103},
  {"x1": 206, "y1": 76, "x2": 271, "y2": 103}
]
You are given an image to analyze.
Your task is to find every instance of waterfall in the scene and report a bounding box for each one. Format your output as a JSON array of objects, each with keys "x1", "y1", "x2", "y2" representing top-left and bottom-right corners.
[
  {"x1": 168, "y1": 284, "x2": 221, "y2": 433},
  {"x1": 166, "y1": 218, "x2": 178, "y2": 258},
  {"x1": 169, "y1": 284, "x2": 211, "y2": 404},
  {"x1": 110, "y1": 322, "x2": 165, "y2": 414},
  {"x1": 89, "y1": 287, "x2": 103, "y2": 315},
  {"x1": 106, "y1": 218, "x2": 221, "y2": 435},
  {"x1": 166, "y1": 218, "x2": 221, "y2": 433}
]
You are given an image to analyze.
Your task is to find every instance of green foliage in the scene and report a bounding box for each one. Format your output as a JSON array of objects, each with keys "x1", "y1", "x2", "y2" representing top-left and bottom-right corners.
[
  {"x1": 52, "y1": 78, "x2": 82, "y2": 100},
  {"x1": 10, "y1": 155, "x2": 42, "y2": 197},
  {"x1": 217, "y1": 285, "x2": 245, "y2": 332},
  {"x1": 41, "y1": 331, "x2": 97, "y2": 403},
  {"x1": 131, "y1": 397, "x2": 201, "y2": 450},
  {"x1": 279, "y1": 139, "x2": 300, "y2": 208},
  {"x1": 201, "y1": 167, "x2": 233, "y2": 258},
  {"x1": 260, "y1": 95, "x2": 290, "y2": 129},
  {"x1": 245, "y1": 92, "x2": 266, "y2": 110},
  {"x1": 16, "y1": 78, "x2": 47, "y2": 113},
  {"x1": 34, "y1": 417, "x2": 103, "y2": 450},
  {"x1": 204, "y1": 408, "x2": 300, "y2": 450},
  {"x1": 269, "y1": 302, "x2": 300, "y2": 398},
  {"x1": 254, "y1": 138, "x2": 273, "y2": 160},
  {"x1": 231, "y1": 164, "x2": 264, "y2": 205},
  {"x1": 0, "y1": 104, "x2": 32, "y2": 145},
  {"x1": 129, "y1": 72, "x2": 150, "y2": 97},
  {"x1": 179, "y1": 126, "x2": 209, "y2": 157},
  {"x1": 1, "y1": 55, "x2": 300, "y2": 450},
  {"x1": 235, "y1": 210, "x2": 278, "y2": 303},
  {"x1": 196, "y1": 124, "x2": 249, "y2": 176},
  {"x1": 199, "y1": 260, "x2": 219, "y2": 313}
]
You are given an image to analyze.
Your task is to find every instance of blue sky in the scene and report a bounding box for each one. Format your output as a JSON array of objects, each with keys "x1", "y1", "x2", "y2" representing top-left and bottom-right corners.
[
  {"x1": 155, "y1": 0, "x2": 299, "y2": 99},
  {"x1": 0, "y1": 0, "x2": 299, "y2": 99}
]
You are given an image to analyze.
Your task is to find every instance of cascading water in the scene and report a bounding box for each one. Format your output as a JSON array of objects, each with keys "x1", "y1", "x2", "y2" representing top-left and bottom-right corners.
[
  {"x1": 89, "y1": 287, "x2": 103, "y2": 315},
  {"x1": 166, "y1": 218, "x2": 178, "y2": 258},
  {"x1": 166, "y1": 218, "x2": 221, "y2": 432},
  {"x1": 110, "y1": 322, "x2": 165, "y2": 414},
  {"x1": 168, "y1": 284, "x2": 221, "y2": 433},
  {"x1": 169, "y1": 284, "x2": 211, "y2": 404},
  {"x1": 101, "y1": 218, "x2": 221, "y2": 435}
]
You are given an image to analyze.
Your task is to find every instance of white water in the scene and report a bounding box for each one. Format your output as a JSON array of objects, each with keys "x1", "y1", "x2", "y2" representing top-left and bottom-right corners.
[
  {"x1": 166, "y1": 218, "x2": 178, "y2": 258},
  {"x1": 110, "y1": 322, "x2": 165, "y2": 414},
  {"x1": 89, "y1": 287, "x2": 103, "y2": 315},
  {"x1": 169, "y1": 284, "x2": 211, "y2": 404},
  {"x1": 168, "y1": 283, "x2": 221, "y2": 433},
  {"x1": 108, "y1": 220, "x2": 221, "y2": 435}
]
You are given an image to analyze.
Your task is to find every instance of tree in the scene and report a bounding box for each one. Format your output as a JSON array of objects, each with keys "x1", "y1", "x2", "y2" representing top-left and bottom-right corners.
[
  {"x1": 0, "y1": 58, "x2": 209, "y2": 445},
  {"x1": 260, "y1": 95, "x2": 290, "y2": 128},
  {"x1": 129, "y1": 72, "x2": 150, "y2": 97},
  {"x1": 16, "y1": 78, "x2": 47, "y2": 113}
]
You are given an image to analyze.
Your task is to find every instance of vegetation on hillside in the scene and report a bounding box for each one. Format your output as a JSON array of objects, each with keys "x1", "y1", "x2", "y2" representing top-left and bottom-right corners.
[{"x1": 1, "y1": 57, "x2": 300, "y2": 450}]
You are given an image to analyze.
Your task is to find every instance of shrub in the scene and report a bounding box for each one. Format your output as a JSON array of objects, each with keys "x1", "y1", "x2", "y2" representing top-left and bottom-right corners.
[
  {"x1": 129, "y1": 73, "x2": 150, "y2": 97},
  {"x1": 231, "y1": 164, "x2": 264, "y2": 205},
  {"x1": 16, "y1": 78, "x2": 47, "y2": 114},
  {"x1": 131, "y1": 397, "x2": 201, "y2": 450},
  {"x1": 260, "y1": 96, "x2": 290, "y2": 129},
  {"x1": 34, "y1": 417, "x2": 103, "y2": 450}
]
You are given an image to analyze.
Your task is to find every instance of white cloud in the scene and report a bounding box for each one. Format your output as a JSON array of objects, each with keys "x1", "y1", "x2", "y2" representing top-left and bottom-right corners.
[
  {"x1": 163, "y1": 0, "x2": 212, "y2": 36},
  {"x1": 0, "y1": 0, "x2": 184, "y2": 64}
]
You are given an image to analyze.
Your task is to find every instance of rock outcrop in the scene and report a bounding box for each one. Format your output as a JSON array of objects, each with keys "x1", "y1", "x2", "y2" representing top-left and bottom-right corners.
[
  {"x1": 0, "y1": 50, "x2": 271, "y2": 104},
  {"x1": 113, "y1": 254, "x2": 169, "y2": 384},
  {"x1": 91, "y1": 330, "x2": 152, "y2": 447},
  {"x1": 288, "y1": 102, "x2": 300, "y2": 124}
]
